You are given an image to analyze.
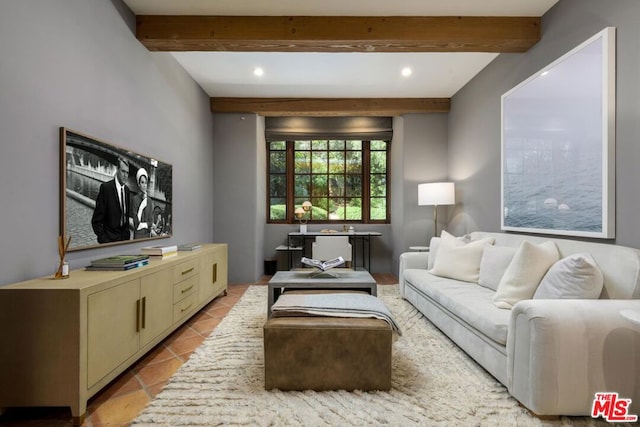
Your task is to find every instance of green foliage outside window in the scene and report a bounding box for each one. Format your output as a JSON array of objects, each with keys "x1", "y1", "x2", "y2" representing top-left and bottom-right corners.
[{"x1": 268, "y1": 139, "x2": 389, "y2": 223}]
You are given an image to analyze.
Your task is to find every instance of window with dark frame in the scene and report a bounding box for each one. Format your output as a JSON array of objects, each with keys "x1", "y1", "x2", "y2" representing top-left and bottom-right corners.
[{"x1": 268, "y1": 139, "x2": 390, "y2": 224}]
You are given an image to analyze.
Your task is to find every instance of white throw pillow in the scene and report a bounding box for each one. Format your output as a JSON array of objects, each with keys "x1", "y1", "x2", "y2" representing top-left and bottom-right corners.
[
  {"x1": 427, "y1": 237, "x2": 440, "y2": 270},
  {"x1": 427, "y1": 232, "x2": 471, "y2": 270},
  {"x1": 493, "y1": 241, "x2": 559, "y2": 309},
  {"x1": 478, "y1": 246, "x2": 517, "y2": 291},
  {"x1": 533, "y1": 253, "x2": 604, "y2": 299},
  {"x1": 429, "y1": 231, "x2": 495, "y2": 283}
]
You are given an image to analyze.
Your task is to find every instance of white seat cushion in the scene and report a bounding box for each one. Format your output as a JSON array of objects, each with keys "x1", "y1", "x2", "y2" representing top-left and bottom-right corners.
[{"x1": 404, "y1": 269, "x2": 510, "y2": 345}]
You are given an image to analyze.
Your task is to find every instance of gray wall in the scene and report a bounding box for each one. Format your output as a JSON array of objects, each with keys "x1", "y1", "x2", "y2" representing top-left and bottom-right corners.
[
  {"x1": 399, "y1": 114, "x2": 450, "y2": 247},
  {"x1": 0, "y1": 0, "x2": 214, "y2": 286},
  {"x1": 448, "y1": 0, "x2": 640, "y2": 248},
  {"x1": 212, "y1": 113, "x2": 266, "y2": 283},
  {"x1": 390, "y1": 114, "x2": 450, "y2": 273}
]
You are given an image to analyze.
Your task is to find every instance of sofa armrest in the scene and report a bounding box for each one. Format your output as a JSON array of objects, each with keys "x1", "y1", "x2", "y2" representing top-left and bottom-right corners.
[
  {"x1": 507, "y1": 299, "x2": 640, "y2": 416},
  {"x1": 398, "y1": 252, "x2": 429, "y2": 297}
]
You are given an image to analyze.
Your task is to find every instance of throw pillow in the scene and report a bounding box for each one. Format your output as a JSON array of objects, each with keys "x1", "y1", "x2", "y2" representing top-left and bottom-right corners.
[
  {"x1": 493, "y1": 241, "x2": 559, "y2": 309},
  {"x1": 478, "y1": 245, "x2": 517, "y2": 291},
  {"x1": 429, "y1": 231, "x2": 495, "y2": 283},
  {"x1": 427, "y1": 231, "x2": 471, "y2": 270},
  {"x1": 427, "y1": 237, "x2": 440, "y2": 270},
  {"x1": 440, "y1": 230, "x2": 462, "y2": 245},
  {"x1": 533, "y1": 253, "x2": 604, "y2": 299}
]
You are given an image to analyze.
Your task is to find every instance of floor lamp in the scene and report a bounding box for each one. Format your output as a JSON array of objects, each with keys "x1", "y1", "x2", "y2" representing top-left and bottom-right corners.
[{"x1": 418, "y1": 182, "x2": 455, "y2": 241}]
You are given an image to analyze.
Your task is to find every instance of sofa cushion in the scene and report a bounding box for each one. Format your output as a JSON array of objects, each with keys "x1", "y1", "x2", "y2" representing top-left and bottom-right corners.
[
  {"x1": 429, "y1": 231, "x2": 495, "y2": 283},
  {"x1": 404, "y1": 269, "x2": 510, "y2": 345},
  {"x1": 478, "y1": 246, "x2": 517, "y2": 291},
  {"x1": 533, "y1": 253, "x2": 604, "y2": 299},
  {"x1": 493, "y1": 241, "x2": 559, "y2": 309}
]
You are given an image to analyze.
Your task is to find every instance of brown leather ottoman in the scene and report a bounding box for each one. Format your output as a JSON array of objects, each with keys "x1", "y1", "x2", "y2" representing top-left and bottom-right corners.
[{"x1": 263, "y1": 316, "x2": 392, "y2": 391}]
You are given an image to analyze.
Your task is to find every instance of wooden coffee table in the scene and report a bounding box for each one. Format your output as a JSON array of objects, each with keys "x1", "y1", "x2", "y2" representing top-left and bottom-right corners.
[{"x1": 267, "y1": 270, "x2": 377, "y2": 317}]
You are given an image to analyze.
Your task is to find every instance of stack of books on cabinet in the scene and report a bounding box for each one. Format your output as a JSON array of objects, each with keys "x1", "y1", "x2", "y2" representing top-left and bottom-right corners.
[
  {"x1": 178, "y1": 243, "x2": 201, "y2": 251},
  {"x1": 86, "y1": 255, "x2": 150, "y2": 271},
  {"x1": 140, "y1": 244, "x2": 178, "y2": 258}
]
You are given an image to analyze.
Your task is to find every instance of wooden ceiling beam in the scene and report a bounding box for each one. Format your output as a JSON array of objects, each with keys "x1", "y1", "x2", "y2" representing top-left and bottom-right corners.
[
  {"x1": 137, "y1": 15, "x2": 540, "y2": 53},
  {"x1": 210, "y1": 98, "x2": 450, "y2": 116}
]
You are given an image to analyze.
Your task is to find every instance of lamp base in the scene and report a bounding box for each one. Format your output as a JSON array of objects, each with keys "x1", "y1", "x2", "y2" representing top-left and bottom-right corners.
[{"x1": 300, "y1": 224, "x2": 307, "y2": 233}]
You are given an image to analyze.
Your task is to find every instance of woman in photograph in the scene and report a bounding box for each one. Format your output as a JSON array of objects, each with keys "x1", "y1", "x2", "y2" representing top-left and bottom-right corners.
[
  {"x1": 151, "y1": 205, "x2": 164, "y2": 237},
  {"x1": 131, "y1": 167, "x2": 153, "y2": 239}
]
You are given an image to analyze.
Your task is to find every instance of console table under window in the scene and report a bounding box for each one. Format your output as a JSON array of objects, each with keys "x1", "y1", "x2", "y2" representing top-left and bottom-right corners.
[{"x1": 280, "y1": 231, "x2": 382, "y2": 271}]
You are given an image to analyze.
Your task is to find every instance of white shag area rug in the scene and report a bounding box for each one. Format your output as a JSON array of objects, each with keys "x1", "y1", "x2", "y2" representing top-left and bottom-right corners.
[{"x1": 134, "y1": 285, "x2": 608, "y2": 426}]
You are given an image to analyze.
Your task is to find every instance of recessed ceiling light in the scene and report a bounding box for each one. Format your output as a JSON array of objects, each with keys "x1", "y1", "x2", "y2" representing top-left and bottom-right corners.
[
  {"x1": 253, "y1": 67, "x2": 264, "y2": 77},
  {"x1": 401, "y1": 67, "x2": 412, "y2": 77}
]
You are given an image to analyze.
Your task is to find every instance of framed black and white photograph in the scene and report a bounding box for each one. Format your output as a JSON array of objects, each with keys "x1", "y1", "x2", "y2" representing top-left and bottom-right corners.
[
  {"x1": 60, "y1": 127, "x2": 173, "y2": 251},
  {"x1": 501, "y1": 27, "x2": 616, "y2": 239}
]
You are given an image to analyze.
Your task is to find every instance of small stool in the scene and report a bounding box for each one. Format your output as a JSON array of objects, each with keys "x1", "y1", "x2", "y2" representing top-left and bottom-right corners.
[
  {"x1": 263, "y1": 316, "x2": 392, "y2": 391},
  {"x1": 263, "y1": 259, "x2": 278, "y2": 275}
]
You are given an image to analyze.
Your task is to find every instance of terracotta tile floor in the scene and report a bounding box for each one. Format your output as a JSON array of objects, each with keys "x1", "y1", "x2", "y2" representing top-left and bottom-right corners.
[{"x1": 0, "y1": 273, "x2": 397, "y2": 427}]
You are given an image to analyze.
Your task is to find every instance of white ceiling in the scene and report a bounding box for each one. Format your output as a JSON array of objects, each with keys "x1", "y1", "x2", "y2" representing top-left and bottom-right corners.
[{"x1": 122, "y1": 0, "x2": 559, "y2": 98}]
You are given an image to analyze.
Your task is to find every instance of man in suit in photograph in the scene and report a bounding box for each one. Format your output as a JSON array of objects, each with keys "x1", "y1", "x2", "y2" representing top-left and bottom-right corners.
[{"x1": 91, "y1": 155, "x2": 132, "y2": 243}]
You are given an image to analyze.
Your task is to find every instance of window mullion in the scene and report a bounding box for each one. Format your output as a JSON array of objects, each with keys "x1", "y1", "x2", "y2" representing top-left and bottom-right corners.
[
  {"x1": 363, "y1": 141, "x2": 371, "y2": 223},
  {"x1": 286, "y1": 140, "x2": 295, "y2": 223},
  {"x1": 326, "y1": 143, "x2": 330, "y2": 222},
  {"x1": 342, "y1": 144, "x2": 347, "y2": 221}
]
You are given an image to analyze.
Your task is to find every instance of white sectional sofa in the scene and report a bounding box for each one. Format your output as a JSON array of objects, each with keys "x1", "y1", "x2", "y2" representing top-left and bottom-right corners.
[{"x1": 399, "y1": 231, "x2": 640, "y2": 416}]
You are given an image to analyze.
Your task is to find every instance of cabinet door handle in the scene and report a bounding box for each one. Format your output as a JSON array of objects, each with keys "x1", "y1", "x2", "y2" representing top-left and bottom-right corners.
[
  {"x1": 141, "y1": 296, "x2": 146, "y2": 329},
  {"x1": 181, "y1": 267, "x2": 194, "y2": 276},
  {"x1": 181, "y1": 285, "x2": 194, "y2": 294},
  {"x1": 212, "y1": 263, "x2": 217, "y2": 284},
  {"x1": 181, "y1": 303, "x2": 193, "y2": 313},
  {"x1": 136, "y1": 299, "x2": 141, "y2": 332}
]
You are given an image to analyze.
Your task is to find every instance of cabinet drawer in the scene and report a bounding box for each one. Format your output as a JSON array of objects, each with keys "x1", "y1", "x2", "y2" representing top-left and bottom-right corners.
[
  {"x1": 173, "y1": 291, "x2": 198, "y2": 323},
  {"x1": 173, "y1": 275, "x2": 197, "y2": 303},
  {"x1": 173, "y1": 259, "x2": 198, "y2": 282}
]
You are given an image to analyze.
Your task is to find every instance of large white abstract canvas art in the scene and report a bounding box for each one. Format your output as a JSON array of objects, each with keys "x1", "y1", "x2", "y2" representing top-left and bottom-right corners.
[{"x1": 501, "y1": 27, "x2": 615, "y2": 238}]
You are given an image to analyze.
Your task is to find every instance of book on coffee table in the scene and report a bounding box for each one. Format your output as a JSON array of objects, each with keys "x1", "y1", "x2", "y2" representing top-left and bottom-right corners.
[{"x1": 301, "y1": 256, "x2": 345, "y2": 272}]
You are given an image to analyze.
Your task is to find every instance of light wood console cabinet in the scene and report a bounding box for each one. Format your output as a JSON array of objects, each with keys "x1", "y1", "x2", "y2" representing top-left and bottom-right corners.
[{"x1": 0, "y1": 243, "x2": 227, "y2": 423}]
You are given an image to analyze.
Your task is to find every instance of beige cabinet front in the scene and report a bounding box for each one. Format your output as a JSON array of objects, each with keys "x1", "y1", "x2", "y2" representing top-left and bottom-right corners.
[
  {"x1": 87, "y1": 279, "x2": 140, "y2": 388},
  {"x1": 199, "y1": 247, "x2": 228, "y2": 304},
  {"x1": 140, "y1": 269, "x2": 173, "y2": 346},
  {"x1": 87, "y1": 271, "x2": 173, "y2": 389}
]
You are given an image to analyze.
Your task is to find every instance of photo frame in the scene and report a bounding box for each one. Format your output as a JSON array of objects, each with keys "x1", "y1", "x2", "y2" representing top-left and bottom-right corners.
[
  {"x1": 60, "y1": 127, "x2": 173, "y2": 251},
  {"x1": 501, "y1": 27, "x2": 616, "y2": 238}
]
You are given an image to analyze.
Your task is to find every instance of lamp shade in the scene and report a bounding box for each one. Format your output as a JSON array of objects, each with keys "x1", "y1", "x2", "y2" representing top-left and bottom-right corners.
[{"x1": 418, "y1": 182, "x2": 455, "y2": 206}]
